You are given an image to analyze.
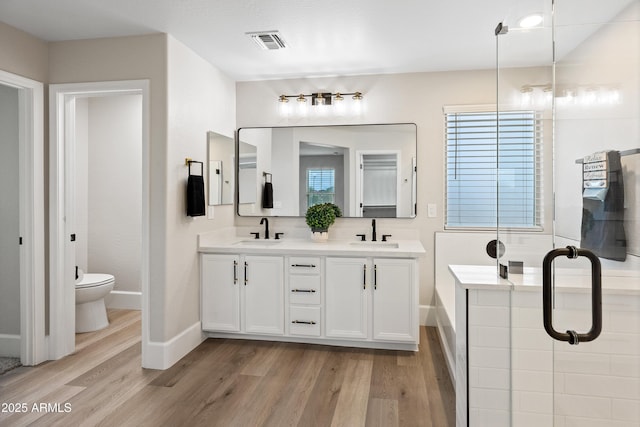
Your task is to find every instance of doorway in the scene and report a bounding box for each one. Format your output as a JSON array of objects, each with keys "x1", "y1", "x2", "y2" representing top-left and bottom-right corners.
[
  {"x1": 49, "y1": 80, "x2": 150, "y2": 362},
  {"x1": 0, "y1": 70, "x2": 45, "y2": 366}
]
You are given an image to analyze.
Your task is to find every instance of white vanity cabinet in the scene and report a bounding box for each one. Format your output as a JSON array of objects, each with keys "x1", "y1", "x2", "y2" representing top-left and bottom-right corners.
[
  {"x1": 325, "y1": 257, "x2": 417, "y2": 343},
  {"x1": 371, "y1": 258, "x2": 417, "y2": 342},
  {"x1": 201, "y1": 253, "x2": 283, "y2": 335},
  {"x1": 199, "y1": 237, "x2": 424, "y2": 351},
  {"x1": 201, "y1": 254, "x2": 240, "y2": 332},
  {"x1": 243, "y1": 255, "x2": 284, "y2": 335},
  {"x1": 325, "y1": 257, "x2": 369, "y2": 339}
]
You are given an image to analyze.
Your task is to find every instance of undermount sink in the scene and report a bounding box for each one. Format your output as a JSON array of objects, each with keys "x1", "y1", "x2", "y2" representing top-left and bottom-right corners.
[
  {"x1": 233, "y1": 240, "x2": 282, "y2": 246},
  {"x1": 349, "y1": 241, "x2": 399, "y2": 249}
]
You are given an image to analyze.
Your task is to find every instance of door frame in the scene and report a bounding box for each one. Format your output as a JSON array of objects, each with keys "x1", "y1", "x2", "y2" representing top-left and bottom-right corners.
[
  {"x1": 354, "y1": 150, "x2": 402, "y2": 217},
  {"x1": 48, "y1": 80, "x2": 150, "y2": 361},
  {"x1": 0, "y1": 70, "x2": 45, "y2": 366}
]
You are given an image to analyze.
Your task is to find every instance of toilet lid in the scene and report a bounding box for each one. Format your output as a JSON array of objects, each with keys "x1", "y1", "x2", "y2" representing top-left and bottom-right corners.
[{"x1": 76, "y1": 273, "x2": 115, "y2": 289}]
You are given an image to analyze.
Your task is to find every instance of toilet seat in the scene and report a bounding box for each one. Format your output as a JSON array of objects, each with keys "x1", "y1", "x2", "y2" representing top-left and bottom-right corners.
[{"x1": 76, "y1": 273, "x2": 115, "y2": 289}]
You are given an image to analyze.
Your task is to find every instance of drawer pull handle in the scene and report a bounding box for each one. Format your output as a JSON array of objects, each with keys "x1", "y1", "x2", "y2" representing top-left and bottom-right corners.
[
  {"x1": 291, "y1": 264, "x2": 316, "y2": 268},
  {"x1": 291, "y1": 289, "x2": 316, "y2": 293},
  {"x1": 233, "y1": 260, "x2": 238, "y2": 284},
  {"x1": 291, "y1": 320, "x2": 316, "y2": 325}
]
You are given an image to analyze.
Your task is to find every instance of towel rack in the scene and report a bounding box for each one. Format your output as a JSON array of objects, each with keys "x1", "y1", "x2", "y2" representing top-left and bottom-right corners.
[{"x1": 187, "y1": 160, "x2": 203, "y2": 177}]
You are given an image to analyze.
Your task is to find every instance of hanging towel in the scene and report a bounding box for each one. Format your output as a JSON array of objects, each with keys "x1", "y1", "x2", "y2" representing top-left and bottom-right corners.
[
  {"x1": 187, "y1": 174, "x2": 206, "y2": 216},
  {"x1": 580, "y1": 150, "x2": 626, "y2": 261},
  {"x1": 262, "y1": 182, "x2": 274, "y2": 209}
]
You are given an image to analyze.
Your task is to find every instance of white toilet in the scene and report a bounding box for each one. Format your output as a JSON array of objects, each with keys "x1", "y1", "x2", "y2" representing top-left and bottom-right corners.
[{"x1": 75, "y1": 271, "x2": 115, "y2": 333}]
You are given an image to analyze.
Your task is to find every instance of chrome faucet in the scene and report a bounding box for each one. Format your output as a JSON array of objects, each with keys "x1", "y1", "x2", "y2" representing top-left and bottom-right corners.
[
  {"x1": 260, "y1": 217, "x2": 269, "y2": 239},
  {"x1": 371, "y1": 219, "x2": 377, "y2": 241}
]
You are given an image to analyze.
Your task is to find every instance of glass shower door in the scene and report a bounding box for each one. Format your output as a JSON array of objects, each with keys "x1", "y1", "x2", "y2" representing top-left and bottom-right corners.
[{"x1": 496, "y1": 0, "x2": 640, "y2": 425}]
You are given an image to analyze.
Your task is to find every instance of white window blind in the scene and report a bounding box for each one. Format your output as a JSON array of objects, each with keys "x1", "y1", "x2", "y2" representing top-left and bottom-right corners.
[
  {"x1": 445, "y1": 110, "x2": 542, "y2": 228},
  {"x1": 307, "y1": 168, "x2": 335, "y2": 207}
]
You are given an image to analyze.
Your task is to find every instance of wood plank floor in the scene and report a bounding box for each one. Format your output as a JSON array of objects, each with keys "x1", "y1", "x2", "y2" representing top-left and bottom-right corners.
[{"x1": 0, "y1": 310, "x2": 455, "y2": 426}]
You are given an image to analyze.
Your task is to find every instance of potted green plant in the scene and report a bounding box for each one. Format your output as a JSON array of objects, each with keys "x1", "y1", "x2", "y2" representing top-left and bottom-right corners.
[{"x1": 305, "y1": 203, "x2": 342, "y2": 242}]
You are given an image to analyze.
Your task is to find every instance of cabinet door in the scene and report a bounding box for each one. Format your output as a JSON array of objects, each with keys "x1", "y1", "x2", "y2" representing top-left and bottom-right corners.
[
  {"x1": 201, "y1": 254, "x2": 240, "y2": 332},
  {"x1": 325, "y1": 257, "x2": 368, "y2": 339},
  {"x1": 372, "y1": 258, "x2": 417, "y2": 342},
  {"x1": 243, "y1": 255, "x2": 284, "y2": 335}
]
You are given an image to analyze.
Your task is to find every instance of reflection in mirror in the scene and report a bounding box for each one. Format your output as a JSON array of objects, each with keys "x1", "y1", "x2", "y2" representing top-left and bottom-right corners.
[
  {"x1": 237, "y1": 124, "x2": 417, "y2": 218},
  {"x1": 207, "y1": 131, "x2": 234, "y2": 206}
]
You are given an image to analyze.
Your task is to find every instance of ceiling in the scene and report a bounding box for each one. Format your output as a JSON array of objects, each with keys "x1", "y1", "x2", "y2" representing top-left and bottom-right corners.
[{"x1": 0, "y1": 0, "x2": 634, "y2": 81}]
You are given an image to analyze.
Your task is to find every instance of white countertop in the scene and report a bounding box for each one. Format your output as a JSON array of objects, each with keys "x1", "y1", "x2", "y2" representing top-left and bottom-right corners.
[
  {"x1": 448, "y1": 264, "x2": 640, "y2": 295},
  {"x1": 198, "y1": 233, "x2": 426, "y2": 258}
]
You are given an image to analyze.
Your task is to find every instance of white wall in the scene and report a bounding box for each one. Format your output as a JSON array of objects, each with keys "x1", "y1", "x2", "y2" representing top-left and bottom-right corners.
[
  {"x1": 165, "y1": 35, "x2": 236, "y2": 341},
  {"x1": 0, "y1": 83, "x2": 20, "y2": 336},
  {"x1": 236, "y1": 67, "x2": 553, "y2": 315},
  {"x1": 75, "y1": 95, "x2": 143, "y2": 293}
]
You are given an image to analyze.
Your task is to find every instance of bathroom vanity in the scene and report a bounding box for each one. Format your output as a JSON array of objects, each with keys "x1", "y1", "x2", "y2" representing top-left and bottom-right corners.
[{"x1": 198, "y1": 234, "x2": 425, "y2": 351}]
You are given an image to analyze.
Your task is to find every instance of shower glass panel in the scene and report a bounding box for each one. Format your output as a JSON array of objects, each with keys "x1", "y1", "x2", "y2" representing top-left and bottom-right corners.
[{"x1": 497, "y1": 0, "x2": 640, "y2": 425}]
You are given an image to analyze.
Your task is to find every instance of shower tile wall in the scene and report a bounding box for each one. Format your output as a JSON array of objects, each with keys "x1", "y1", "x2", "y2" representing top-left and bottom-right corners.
[{"x1": 461, "y1": 288, "x2": 640, "y2": 427}]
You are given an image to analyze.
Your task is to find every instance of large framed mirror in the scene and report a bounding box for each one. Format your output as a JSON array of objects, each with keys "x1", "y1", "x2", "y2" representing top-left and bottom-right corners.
[
  {"x1": 207, "y1": 131, "x2": 234, "y2": 206},
  {"x1": 236, "y1": 123, "x2": 417, "y2": 218}
]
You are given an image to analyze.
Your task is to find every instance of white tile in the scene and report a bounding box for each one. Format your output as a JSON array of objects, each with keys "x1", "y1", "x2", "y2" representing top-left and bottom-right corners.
[
  {"x1": 609, "y1": 311, "x2": 640, "y2": 334},
  {"x1": 564, "y1": 374, "x2": 640, "y2": 399},
  {"x1": 612, "y1": 398, "x2": 640, "y2": 422},
  {"x1": 470, "y1": 346, "x2": 510, "y2": 369},
  {"x1": 470, "y1": 387, "x2": 510, "y2": 411},
  {"x1": 554, "y1": 394, "x2": 611, "y2": 419},
  {"x1": 512, "y1": 307, "x2": 543, "y2": 328},
  {"x1": 477, "y1": 290, "x2": 511, "y2": 306},
  {"x1": 513, "y1": 349, "x2": 553, "y2": 372},
  {"x1": 512, "y1": 327, "x2": 553, "y2": 351},
  {"x1": 553, "y1": 351, "x2": 611, "y2": 375},
  {"x1": 611, "y1": 355, "x2": 640, "y2": 378},
  {"x1": 564, "y1": 416, "x2": 636, "y2": 427},
  {"x1": 512, "y1": 369, "x2": 553, "y2": 392},
  {"x1": 476, "y1": 367, "x2": 510, "y2": 389},
  {"x1": 470, "y1": 325, "x2": 510, "y2": 348},
  {"x1": 513, "y1": 411, "x2": 553, "y2": 427},
  {"x1": 472, "y1": 409, "x2": 510, "y2": 427},
  {"x1": 514, "y1": 390, "x2": 553, "y2": 414},
  {"x1": 512, "y1": 290, "x2": 543, "y2": 308},
  {"x1": 469, "y1": 305, "x2": 510, "y2": 328}
]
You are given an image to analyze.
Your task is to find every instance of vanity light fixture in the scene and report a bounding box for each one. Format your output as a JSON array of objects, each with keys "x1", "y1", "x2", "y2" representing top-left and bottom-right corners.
[
  {"x1": 278, "y1": 91, "x2": 363, "y2": 105},
  {"x1": 277, "y1": 91, "x2": 364, "y2": 116}
]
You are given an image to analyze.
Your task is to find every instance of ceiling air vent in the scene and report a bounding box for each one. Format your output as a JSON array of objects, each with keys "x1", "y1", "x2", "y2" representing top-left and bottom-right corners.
[{"x1": 246, "y1": 31, "x2": 288, "y2": 50}]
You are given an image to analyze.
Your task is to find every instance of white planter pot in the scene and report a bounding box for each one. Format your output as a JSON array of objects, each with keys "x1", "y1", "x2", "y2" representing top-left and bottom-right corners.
[{"x1": 310, "y1": 230, "x2": 329, "y2": 243}]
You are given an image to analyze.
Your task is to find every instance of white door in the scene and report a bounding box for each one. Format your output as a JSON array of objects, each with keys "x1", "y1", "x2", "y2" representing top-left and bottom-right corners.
[
  {"x1": 372, "y1": 258, "x2": 417, "y2": 342},
  {"x1": 201, "y1": 254, "x2": 240, "y2": 332},
  {"x1": 243, "y1": 255, "x2": 284, "y2": 335},
  {"x1": 325, "y1": 257, "x2": 369, "y2": 339}
]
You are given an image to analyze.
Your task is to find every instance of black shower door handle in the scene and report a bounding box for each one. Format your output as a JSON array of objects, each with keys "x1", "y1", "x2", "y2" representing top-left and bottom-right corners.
[{"x1": 542, "y1": 246, "x2": 602, "y2": 345}]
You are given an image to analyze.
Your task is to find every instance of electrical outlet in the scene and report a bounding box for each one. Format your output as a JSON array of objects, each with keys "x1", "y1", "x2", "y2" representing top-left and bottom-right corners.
[{"x1": 427, "y1": 203, "x2": 437, "y2": 218}]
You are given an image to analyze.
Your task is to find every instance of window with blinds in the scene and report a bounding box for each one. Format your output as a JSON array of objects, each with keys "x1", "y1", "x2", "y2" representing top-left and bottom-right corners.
[
  {"x1": 445, "y1": 110, "x2": 542, "y2": 229},
  {"x1": 307, "y1": 168, "x2": 336, "y2": 207}
]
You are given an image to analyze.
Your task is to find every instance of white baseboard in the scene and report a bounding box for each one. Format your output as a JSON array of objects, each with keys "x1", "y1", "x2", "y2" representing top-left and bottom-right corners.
[
  {"x1": 420, "y1": 305, "x2": 436, "y2": 326},
  {"x1": 143, "y1": 321, "x2": 205, "y2": 370},
  {"x1": 0, "y1": 334, "x2": 21, "y2": 358},
  {"x1": 105, "y1": 290, "x2": 142, "y2": 310}
]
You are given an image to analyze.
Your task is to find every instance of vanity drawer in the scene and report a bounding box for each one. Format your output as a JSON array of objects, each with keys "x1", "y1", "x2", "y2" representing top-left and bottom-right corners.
[
  {"x1": 289, "y1": 257, "x2": 320, "y2": 275},
  {"x1": 289, "y1": 275, "x2": 321, "y2": 305},
  {"x1": 289, "y1": 306, "x2": 321, "y2": 336}
]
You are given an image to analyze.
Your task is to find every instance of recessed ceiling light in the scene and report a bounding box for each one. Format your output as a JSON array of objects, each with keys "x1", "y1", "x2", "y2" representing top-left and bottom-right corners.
[{"x1": 518, "y1": 14, "x2": 543, "y2": 28}]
